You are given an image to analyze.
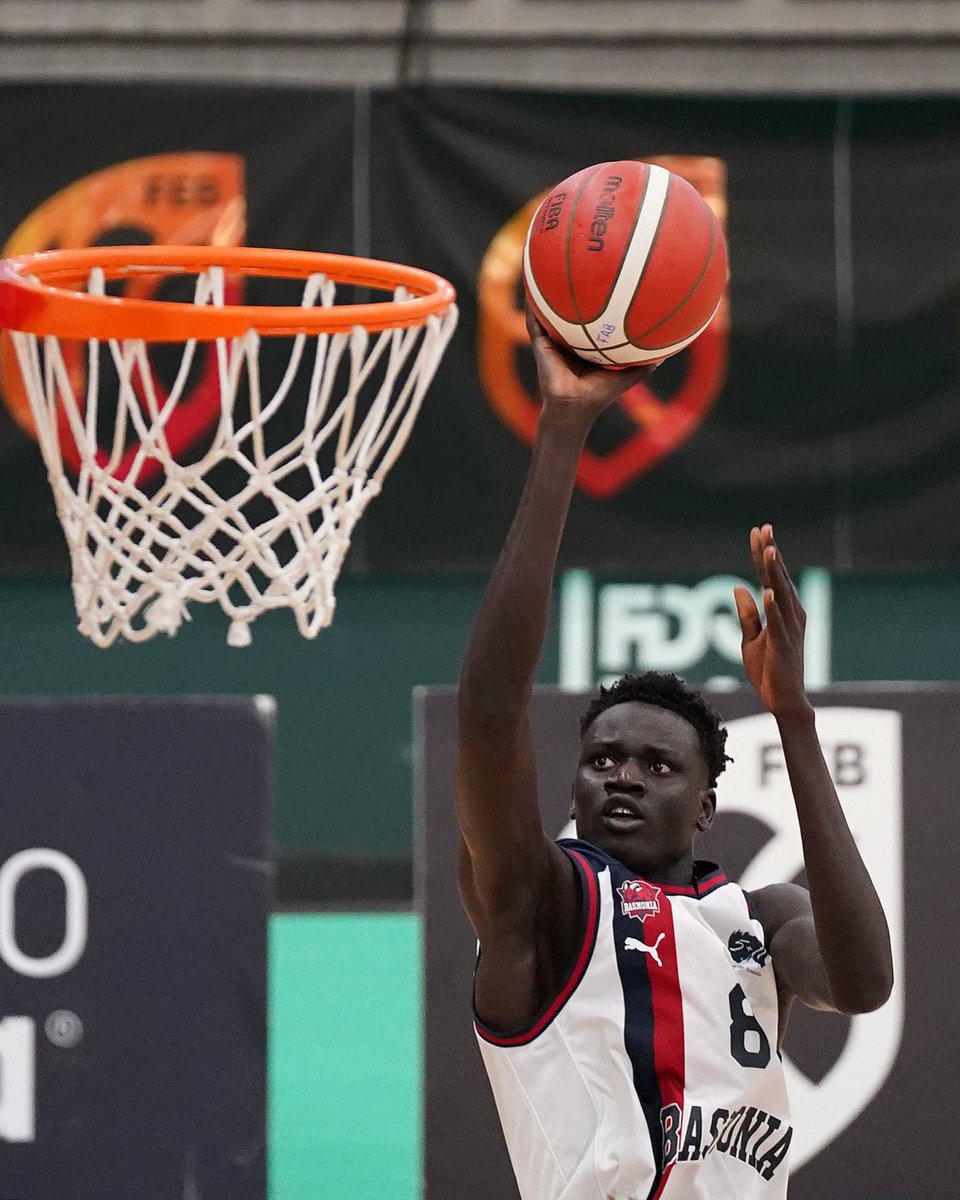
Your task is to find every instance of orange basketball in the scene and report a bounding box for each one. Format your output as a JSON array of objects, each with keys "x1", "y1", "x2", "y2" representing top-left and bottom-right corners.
[{"x1": 522, "y1": 159, "x2": 728, "y2": 368}]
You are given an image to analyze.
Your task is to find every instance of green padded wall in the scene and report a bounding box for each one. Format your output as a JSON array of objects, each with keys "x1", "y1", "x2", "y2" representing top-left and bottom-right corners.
[
  {"x1": 269, "y1": 914, "x2": 421, "y2": 1200},
  {"x1": 0, "y1": 572, "x2": 956, "y2": 870},
  {"x1": 0, "y1": 576, "x2": 499, "y2": 858}
]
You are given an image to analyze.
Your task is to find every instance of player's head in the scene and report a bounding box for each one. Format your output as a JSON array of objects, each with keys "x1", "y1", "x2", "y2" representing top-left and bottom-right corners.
[
  {"x1": 580, "y1": 673, "x2": 730, "y2": 785},
  {"x1": 573, "y1": 672, "x2": 731, "y2": 876}
]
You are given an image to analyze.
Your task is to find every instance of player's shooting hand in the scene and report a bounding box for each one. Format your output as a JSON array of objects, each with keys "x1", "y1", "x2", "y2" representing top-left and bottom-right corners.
[
  {"x1": 733, "y1": 525, "x2": 813, "y2": 722},
  {"x1": 526, "y1": 305, "x2": 656, "y2": 423}
]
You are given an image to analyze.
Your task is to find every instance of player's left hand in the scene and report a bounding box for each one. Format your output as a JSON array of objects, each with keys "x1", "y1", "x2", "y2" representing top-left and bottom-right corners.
[{"x1": 733, "y1": 525, "x2": 813, "y2": 721}]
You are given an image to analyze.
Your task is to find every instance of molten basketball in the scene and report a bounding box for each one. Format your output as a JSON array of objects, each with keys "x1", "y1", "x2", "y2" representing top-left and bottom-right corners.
[{"x1": 523, "y1": 159, "x2": 728, "y2": 368}]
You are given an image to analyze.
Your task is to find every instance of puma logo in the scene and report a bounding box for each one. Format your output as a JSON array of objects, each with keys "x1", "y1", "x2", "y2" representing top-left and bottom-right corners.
[{"x1": 624, "y1": 933, "x2": 665, "y2": 967}]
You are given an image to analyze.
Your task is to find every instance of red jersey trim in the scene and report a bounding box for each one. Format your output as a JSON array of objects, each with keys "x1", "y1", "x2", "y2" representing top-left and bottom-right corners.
[
  {"x1": 646, "y1": 891, "x2": 686, "y2": 1199},
  {"x1": 475, "y1": 848, "x2": 600, "y2": 1047},
  {"x1": 659, "y1": 868, "x2": 728, "y2": 898}
]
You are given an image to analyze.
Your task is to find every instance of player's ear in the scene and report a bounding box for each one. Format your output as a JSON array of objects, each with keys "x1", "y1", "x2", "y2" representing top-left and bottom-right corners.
[{"x1": 696, "y1": 788, "x2": 717, "y2": 832}]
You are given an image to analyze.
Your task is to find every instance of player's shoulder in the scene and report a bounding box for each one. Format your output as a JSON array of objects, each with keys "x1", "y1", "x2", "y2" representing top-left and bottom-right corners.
[{"x1": 555, "y1": 837, "x2": 612, "y2": 872}]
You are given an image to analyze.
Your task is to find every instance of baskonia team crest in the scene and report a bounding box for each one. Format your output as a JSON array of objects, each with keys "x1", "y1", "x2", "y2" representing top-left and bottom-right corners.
[{"x1": 617, "y1": 879, "x2": 661, "y2": 922}]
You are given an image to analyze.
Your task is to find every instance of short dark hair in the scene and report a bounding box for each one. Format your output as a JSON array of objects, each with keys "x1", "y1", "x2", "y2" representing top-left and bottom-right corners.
[{"x1": 579, "y1": 671, "x2": 731, "y2": 787}]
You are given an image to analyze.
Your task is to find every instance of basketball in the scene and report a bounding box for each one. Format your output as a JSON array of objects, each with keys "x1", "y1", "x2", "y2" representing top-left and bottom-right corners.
[{"x1": 522, "y1": 159, "x2": 728, "y2": 368}]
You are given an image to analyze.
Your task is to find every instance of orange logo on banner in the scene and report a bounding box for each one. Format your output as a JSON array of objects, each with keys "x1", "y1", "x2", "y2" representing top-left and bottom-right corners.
[
  {"x1": 0, "y1": 152, "x2": 246, "y2": 481},
  {"x1": 478, "y1": 156, "x2": 729, "y2": 499}
]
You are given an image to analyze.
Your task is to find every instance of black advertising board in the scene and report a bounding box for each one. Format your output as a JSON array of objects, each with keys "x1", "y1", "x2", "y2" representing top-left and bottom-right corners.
[
  {"x1": 415, "y1": 684, "x2": 959, "y2": 1200},
  {"x1": 0, "y1": 696, "x2": 273, "y2": 1199}
]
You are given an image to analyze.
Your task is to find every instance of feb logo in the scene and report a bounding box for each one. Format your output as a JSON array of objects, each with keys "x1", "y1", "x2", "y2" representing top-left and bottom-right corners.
[
  {"x1": 0, "y1": 152, "x2": 246, "y2": 485},
  {"x1": 477, "y1": 155, "x2": 730, "y2": 498},
  {"x1": 617, "y1": 878, "x2": 661, "y2": 922},
  {"x1": 719, "y1": 709, "x2": 905, "y2": 1172}
]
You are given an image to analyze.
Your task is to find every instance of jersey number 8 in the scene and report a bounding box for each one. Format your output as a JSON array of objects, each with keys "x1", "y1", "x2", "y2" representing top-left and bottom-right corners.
[{"x1": 728, "y1": 984, "x2": 771, "y2": 1069}]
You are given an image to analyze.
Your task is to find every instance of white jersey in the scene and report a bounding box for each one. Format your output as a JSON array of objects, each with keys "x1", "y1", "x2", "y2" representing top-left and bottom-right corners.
[{"x1": 475, "y1": 839, "x2": 792, "y2": 1200}]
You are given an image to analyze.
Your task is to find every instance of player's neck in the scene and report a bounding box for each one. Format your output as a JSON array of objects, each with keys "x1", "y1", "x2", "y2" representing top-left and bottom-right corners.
[{"x1": 622, "y1": 849, "x2": 696, "y2": 888}]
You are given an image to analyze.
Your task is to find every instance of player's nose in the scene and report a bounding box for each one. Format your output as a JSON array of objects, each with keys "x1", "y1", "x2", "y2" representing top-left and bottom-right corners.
[{"x1": 606, "y1": 760, "x2": 644, "y2": 791}]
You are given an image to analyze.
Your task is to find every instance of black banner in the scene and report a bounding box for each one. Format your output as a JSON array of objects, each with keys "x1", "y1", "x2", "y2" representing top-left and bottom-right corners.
[
  {"x1": 2, "y1": 86, "x2": 960, "y2": 574},
  {"x1": 415, "y1": 685, "x2": 954, "y2": 1200},
  {"x1": 0, "y1": 696, "x2": 272, "y2": 1199}
]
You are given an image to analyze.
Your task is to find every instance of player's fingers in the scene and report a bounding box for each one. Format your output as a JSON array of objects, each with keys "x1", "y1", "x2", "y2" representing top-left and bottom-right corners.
[
  {"x1": 750, "y1": 526, "x2": 771, "y2": 588},
  {"x1": 760, "y1": 523, "x2": 777, "y2": 575},
  {"x1": 764, "y1": 532, "x2": 804, "y2": 624},
  {"x1": 524, "y1": 305, "x2": 588, "y2": 385},
  {"x1": 525, "y1": 303, "x2": 574, "y2": 362},
  {"x1": 762, "y1": 523, "x2": 796, "y2": 580},
  {"x1": 524, "y1": 304, "x2": 552, "y2": 347},
  {"x1": 762, "y1": 587, "x2": 789, "y2": 642},
  {"x1": 734, "y1": 585, "x2": 763, "y2": 642},
  {"x1": 763, "y1": 545, "x2": 790, "y2": 608}
]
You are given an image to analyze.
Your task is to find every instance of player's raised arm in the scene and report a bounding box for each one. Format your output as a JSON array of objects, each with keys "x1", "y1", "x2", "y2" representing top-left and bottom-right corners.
[
  {"x1": 734, "y1": 526, "x2": 894, "y2": 1016},
  {"x1": 456, "y1": 310, "x2": 651, "y2": 959}
]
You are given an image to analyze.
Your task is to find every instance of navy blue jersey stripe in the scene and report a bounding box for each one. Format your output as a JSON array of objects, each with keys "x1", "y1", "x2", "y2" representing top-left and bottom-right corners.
[{"x1": 611, "y1": 873, "x2": 665, "y2": 1195}]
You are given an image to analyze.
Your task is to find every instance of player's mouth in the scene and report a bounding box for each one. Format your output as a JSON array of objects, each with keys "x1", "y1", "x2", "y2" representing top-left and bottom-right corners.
[{"x1": 601, "y1": 796, "x2": 645, "y2": 832}]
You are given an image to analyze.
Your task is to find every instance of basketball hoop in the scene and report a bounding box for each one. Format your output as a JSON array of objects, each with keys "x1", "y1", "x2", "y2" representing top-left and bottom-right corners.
[{"x1": 0, "y1": 246, "x2": 458, "y2": 647}]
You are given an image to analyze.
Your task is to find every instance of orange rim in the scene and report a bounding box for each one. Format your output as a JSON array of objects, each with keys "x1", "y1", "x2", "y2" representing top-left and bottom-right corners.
[{"x1": 0, "y1": 245, "x2": 457, "y2": 342}]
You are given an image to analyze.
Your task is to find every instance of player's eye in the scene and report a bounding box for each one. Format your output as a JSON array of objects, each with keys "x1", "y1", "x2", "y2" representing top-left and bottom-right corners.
[
  {"x1": 650, "y1": 760, "x2": 673, "y2": 775},
  {"x1": 592, "y1": 753, "x2": 614, "y2": 769}
]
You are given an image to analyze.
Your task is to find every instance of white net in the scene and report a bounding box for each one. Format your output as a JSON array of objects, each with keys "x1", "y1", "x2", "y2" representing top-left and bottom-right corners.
[{"x1": 9, "y1": 266, "x2": 458, "y2": 647}]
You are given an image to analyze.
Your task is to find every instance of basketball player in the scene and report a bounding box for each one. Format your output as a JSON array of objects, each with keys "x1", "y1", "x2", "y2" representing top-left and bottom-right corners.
[{"x1": 455, "y1": 310, "x2": 893, "y2": 1200}]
